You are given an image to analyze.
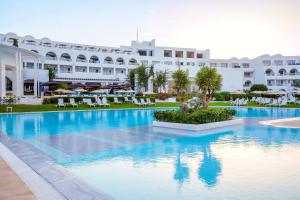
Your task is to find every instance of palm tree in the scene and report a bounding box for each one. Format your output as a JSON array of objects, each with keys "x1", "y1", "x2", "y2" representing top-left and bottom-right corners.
[
  {"x1": 171, "y1": 69, "x2": 190, "y2": 101},
  {"x1": 153, "y1": 70, "x2": 168, "y2": 93},
  {"x1": 195, "y1": 66, "x2": 222, "y2": 109}
]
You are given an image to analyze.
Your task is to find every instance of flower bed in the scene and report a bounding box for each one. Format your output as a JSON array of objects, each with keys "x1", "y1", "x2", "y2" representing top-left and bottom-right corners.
[
  {"x1": 153, "y1": 108, "x2": 241, "y2": 132},
  {"x1": 154, "y1": 108, "x2": 236, "y2": 124}
]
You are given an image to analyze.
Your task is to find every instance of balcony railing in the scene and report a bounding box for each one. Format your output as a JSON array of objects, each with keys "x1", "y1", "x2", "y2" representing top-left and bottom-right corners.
[
  {"x1": 60, "y1": 58, "x2": 72, "y2": 62},
  {"x1": 46, "y1": 57, "x2": 57, "y2": 60},
  {"x1": 76, "y1": 59, "x2": 87, "y2": 63}
]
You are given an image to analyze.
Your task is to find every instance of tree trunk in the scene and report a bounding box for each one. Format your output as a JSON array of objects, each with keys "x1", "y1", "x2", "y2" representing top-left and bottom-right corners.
[
  {"x1": 176, "y1": 88, "x2": 181, "y2": 102},
  {"x1": 202, "y1": 90, "x2": 208, "y2": 109}
]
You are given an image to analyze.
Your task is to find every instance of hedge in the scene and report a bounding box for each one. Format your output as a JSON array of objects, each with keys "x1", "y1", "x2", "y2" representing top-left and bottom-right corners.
[
  {"x1": 43, "y1": 96, "x2": 156, "y2": 104},
  {"x1": 154, "y1": 108, "x2": 236, "y2": 124}
]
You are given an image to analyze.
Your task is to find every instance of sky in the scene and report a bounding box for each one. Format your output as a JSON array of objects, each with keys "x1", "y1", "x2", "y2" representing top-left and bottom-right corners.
[{"x1": 0, "y1": 0, "x2": 299, "y2": 58}]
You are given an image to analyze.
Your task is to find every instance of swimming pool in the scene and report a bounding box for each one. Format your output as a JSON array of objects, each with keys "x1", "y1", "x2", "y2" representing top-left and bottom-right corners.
[{"x1": 0, "y1": 107, "x2": 300, "y2": 200}]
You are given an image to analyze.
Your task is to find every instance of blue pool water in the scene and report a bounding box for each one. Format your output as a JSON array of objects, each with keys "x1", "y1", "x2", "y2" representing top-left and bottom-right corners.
[{"x1": 1, "y1": 107, "x2": 300, "y2": 200}]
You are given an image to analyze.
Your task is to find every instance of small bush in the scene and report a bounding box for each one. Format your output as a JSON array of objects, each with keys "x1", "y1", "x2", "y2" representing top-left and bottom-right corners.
[
  {"x1": 154, "y1": 108, "x2": 236, "y2": 124},
  {"x1": 213, "y1": 92, "x2": 231, "y2": 101},
  {"x1": 250, "y1": 84, "x2": 268, "y2": 91}
]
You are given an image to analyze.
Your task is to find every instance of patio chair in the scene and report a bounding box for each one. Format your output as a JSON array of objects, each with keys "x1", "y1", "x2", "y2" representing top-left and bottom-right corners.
[
  {"x1": 146, "y1": 98, "x2": 155, "y2": 106},
  {"x1": 124, "y1": 96, "x2": 132, "y2": 102},
  {"x1": 102, "y1": 97, "x2": 110, "y2": 107},
  {"x1": 82, "y1": 98, "x2": 89, "y2": 104},
  {"x1": 133, "y1": 98, "x2": 143, "y2": 106},
  {"x1": 69, "y1": 98, "x2": 78, "y2": 108},
  {"x1": 86, "y1": 99, "x2": 96, "y2": 107},
  {"x1": 95, "y1": 98, "x2": 104, "y2": 106},
  {"x1": 114, "y1": 97, "x2": 122, "y2": 104},
  {"x1": 140, "y1": 98, "x2": 149, "y2": 106},
  {"x1": 57, "y1": 98, "x2": 66, "y2": 108},
  {"x1": 278, "y1": 99, "x2": 288, "y2": 107}
]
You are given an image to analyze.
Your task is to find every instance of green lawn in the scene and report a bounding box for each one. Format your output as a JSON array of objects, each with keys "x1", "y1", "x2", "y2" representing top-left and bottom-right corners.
[
  {"x1": 209, "y1": 101, "x2": 300, "y2": 108},
  {"x1": 1, "y1": 101, "x2": 300, "y2": 113},
  {"x1": 0, "y1": 102, "x2": 180, "y2": 113}
]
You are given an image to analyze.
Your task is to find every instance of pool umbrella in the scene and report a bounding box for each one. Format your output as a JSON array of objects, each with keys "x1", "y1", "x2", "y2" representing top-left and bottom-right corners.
[
  {"x1": 251, "y1": 91, "x2": 265, "y2": 94},
  {"x1": 75, "y1": 88, "x2": 87, "y2": 93},
  {"x1": 230, "y1": 90, "x2": 246, "y2": 95},
  {"x1": 90, "y1": 89, "x2": 109, "y2": 94},
  {"x1": 54, "y1": 89, "x2": 75, "y2": 94},
  {"x1": 143, "y1": 91, "x2": 156, "y2": 95}
]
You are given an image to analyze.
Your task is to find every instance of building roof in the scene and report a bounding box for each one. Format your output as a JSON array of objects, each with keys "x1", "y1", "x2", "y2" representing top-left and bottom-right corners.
[{"x1": 0, "y1": 43, "x2": 43, "y2": 60}]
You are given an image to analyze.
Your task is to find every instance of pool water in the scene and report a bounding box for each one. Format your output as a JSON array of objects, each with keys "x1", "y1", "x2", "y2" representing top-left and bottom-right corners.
[{"x1": 0, "y1": 107, "x2": 300, "y2": 200}]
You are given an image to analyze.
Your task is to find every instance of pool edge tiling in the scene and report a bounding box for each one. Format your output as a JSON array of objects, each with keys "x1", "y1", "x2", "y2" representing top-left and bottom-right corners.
[{"x1": 0, "y1": 132, "x2": 113, "y2": 200}]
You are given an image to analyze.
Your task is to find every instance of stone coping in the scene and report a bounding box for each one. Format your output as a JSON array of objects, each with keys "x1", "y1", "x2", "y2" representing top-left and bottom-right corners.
[
  {"x1": 260, "y1": 117, "x2": 300, "y2": 128},
  {"x1": 0, "y1": 132, "x2": 113, "y2": 200},
  {"x1": 153, "y1": 118, "x2": 243, "y2": 132}
]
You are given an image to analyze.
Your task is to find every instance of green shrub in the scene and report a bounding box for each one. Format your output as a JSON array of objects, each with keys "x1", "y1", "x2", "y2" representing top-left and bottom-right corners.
[
  {"x1": 154, "y1": 108, "x2": 236, "y2": 124},
  {"x1": 213, "y1": 92, "x2": 231, "y2": 101},
  {"x1": 250, "y1": 84, "x2": 268, "y2": 91}
]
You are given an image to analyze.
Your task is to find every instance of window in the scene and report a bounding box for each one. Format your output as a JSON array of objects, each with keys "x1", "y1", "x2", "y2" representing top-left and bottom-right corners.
[
  {"x1": 152, "y1": 61, "x2": 160, "y2": 65},
  {"x1": 141, "y1": 60, "x2": 148, "y2": 65},
  {"x1": 287, "y1": 60, "x2": 296, "y2": 65},
  {"x1": 75, "y1": 66, "x2": 87, "y2": 73},
  {"x1": 138, "y1": 50, "x2": 147, "y2": 56},
  {"x1": 274, "y1": 60, "x2": 283, "y2": 66},
  {"x1": 242, "y1": 63, "x2": 250, "y2": 68},
  {"x1": 164, "y1": 50, "x2": 172, "y2": 57},
  {"x1": 164, "y1": 61, "x2": 172, "y2": 65},
  {"x1": 221, "y1": 63, "x2": 228, "y2": 68},
  {"x1": 175, "y1": 51, "x2": 183, "y2": 58},
  {"x1": 262, "y1": 60, "x2": 271, "y2": 66},
  {"x1": 210, "y1": 63, "x2": 217, "y2": 67},
  {"x1": 186, "y1": 51, "x2": 195, "y2": 58},
  {"x1": 196, "y1": 53, "x2": 203, "y2": 59},
  {"x1": 198, "y1": 62, "x2": 205, "y2": 67},
  {"x1": 89, "y1": 67, "x2": 101, "y2": 73}
]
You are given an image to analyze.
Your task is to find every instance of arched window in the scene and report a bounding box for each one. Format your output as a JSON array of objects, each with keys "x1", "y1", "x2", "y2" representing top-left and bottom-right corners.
[
  {"x1": 31, "y1": 50, "x2": 39, "y2": 54},
  {"x1": 89, "y1": 55, "x2": 99, "y2": 63},
  {"x1": 6, "y1": 77, "x2": 12, "y2": 91},
  {"x1": 104, "y1": 57, "x2": 113, "y2": 64},
  {"x1": 129, "y1": 58, "x2": 138, "y2": 65},
  {"x1": 60, "y1": 53, "x2": 72, "y2": 62},
  {"x1": 76, "y1": 54, "x2": 87, "y2": 62},
  {"x1": 265, "y1": 69, "x2": 274, "y2": 76},
  {"x1": 244, "y1": 80, "x2": 252, "y2": 87},
  {"x1": 278, "y1": 68, "x2": 287, "y2": 76},
  {"x1": 116, "y1": 57, "x2": 125, "y2": 65},
  {"x1": 290, "y1": 68, "x2": 299, "y2": 75},
  {"x1": 45, "y1": 52, "x2": 57, "y2": 60}
]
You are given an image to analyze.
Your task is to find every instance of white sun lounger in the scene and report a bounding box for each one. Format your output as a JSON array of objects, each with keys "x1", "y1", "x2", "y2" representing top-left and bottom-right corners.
[
  {"x1": 86, "y1": 99, "x2": 96, "y2": 107},
  {"x1": 114, "y1": 97, "x2": 122, "y2": 104},
  {"x1": 69, "y1": 98, "x2": 78, "y2": 108},
  {"x1": 57, "y1": 98, "x2": 66, "y2": 108},
  {"x1": 102, "y1": 97, "x2": 110, "y2": 107}
]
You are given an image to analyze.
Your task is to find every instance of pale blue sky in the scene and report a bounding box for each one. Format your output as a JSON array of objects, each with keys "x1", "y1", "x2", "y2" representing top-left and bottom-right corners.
[{"x1": 1, "y1": 0, "x2": 299, "y2": 58}]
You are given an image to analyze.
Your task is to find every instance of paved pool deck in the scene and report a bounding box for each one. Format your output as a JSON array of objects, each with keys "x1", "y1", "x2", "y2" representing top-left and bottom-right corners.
[
  {"x1": 260, "y1": 117, "x2": 300, "y2": 128},
  {"x1": 0, "y1": 156, "x2": 37, "y2": 200}
]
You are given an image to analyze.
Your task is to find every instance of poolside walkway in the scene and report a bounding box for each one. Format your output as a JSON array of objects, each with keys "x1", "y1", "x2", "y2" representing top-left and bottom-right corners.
[
  {"x1": 260, "y1": 117, "x2": 300, "y2": 128},
  {"x1": 0, "y1": 156, "x2": 37, "y2": 200}
]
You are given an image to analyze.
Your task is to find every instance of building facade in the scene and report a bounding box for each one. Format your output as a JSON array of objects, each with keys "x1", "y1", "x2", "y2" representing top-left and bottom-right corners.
[{"x1": 0, "y1": 32, "x2": 299, "y2": 97}]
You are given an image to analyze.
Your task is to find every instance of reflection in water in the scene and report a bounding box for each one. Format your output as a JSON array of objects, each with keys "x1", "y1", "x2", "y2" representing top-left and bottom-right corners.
[
  {"x1": 174, "y1": 154, "x2": 190, "y2": 184},
  {"x1": 1, "y1": 108, "x2": 300, "y2": 200},
  {"x1": 198, "y1": 147, "x2": 221, "y2": 187}
]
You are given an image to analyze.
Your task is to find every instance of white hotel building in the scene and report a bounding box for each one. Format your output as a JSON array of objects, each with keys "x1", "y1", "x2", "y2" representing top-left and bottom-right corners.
[{"x1": 0, "y1": 32, "x2": 299, "y2": 97}]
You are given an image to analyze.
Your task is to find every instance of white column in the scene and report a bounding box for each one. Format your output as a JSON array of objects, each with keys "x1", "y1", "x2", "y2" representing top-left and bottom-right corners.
[
  {"x1": 18, "y1": 51, "x2": 23, "y2": 96},
  {"x1": 0, "y1": 60, "x2": 5, "y2": 98},
  {"x1": 33, "y1": 60, "x2": 38, "y2": 96},
  {"x1": 14, "y1": 52, "x2": 22, "y2": 97}
]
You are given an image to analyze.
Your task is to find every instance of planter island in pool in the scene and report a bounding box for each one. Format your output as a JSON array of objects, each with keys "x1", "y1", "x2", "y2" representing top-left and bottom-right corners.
[{"x1": 153, "y1": 118, "x2": 243, "y2": 132}]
